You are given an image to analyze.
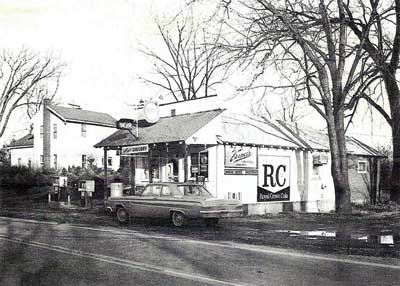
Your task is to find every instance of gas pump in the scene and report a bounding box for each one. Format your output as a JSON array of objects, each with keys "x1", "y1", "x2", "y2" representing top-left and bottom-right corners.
[
  {"x1": 50, "y1": 176, "x2": 67, "y2": 203},
  {"x1": 78, "y1": 180, "x2": 95, "y2": 208}
]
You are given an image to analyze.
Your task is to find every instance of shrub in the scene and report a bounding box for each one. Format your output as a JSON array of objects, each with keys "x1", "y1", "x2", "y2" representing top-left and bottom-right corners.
[{"x1": 0, "y1": 166, "x2": 52, "y2": 190}]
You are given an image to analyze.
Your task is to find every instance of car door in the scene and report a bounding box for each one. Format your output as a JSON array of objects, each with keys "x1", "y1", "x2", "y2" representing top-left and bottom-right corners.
[
  {"x1": 131, "y1": 184, "x2": 161, "y2": 217},
  {"x1": 158, "y1": 185, "x2": 174, "y2": 218}
]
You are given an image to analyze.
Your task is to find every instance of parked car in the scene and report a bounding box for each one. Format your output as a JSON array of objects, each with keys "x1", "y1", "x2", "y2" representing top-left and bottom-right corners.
[{"x1": 105, "y1": 182, "x2": 243, "y2": 227}]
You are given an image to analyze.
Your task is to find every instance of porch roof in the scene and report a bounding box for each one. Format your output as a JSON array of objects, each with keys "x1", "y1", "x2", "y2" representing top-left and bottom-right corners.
[{"x1": 7, "y1": 134, "x2": 34, "y2": 149}]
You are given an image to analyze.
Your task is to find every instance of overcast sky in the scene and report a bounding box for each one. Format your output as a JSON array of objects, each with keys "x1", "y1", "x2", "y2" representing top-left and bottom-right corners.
[{"x1": 0, "y1": 0, "x2": 392, "y2": 147}]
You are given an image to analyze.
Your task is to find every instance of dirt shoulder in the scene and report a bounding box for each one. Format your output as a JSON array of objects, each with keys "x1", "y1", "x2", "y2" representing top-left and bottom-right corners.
[{"x1": 0, "y1": 202, "x2": 399, "y2": 259}]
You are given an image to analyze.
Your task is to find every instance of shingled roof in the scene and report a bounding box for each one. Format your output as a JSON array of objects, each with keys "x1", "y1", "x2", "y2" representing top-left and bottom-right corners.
[
  {"x1": 214, "y1": 113, "x2": 304, "y2": 148},
  {"x1": 94, "y1": 108, "x2": 384, "y2": 158},
  {"x1": 8, "y1": 134, "x2": 34, "y2": 149},
  {"x1": 48, "y1": 105, "x2": 117, "y2": 127},
  {"x1": 277, "y1": 120, "x2": 385, "y2": 157},
  {"x1": 94, "y1": 109, "x2": 224, "y2": 148}
]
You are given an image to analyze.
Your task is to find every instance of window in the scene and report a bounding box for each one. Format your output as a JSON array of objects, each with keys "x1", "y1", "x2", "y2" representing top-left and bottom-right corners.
[
  {"x1": 18, "y1": 158, "x2": 22, "y2": 166},
  {"x1": 102, "y1": 157, "x2": 112, "y2": 167},
  {"x1": 81, "y1": 124, "x2": 86, "y2": 137},
  {"x1": 27, "y1": 159, "x2": 32, "y2": 169},
  {"x1": 177, "y1": 185, "x2": 212, "y2": 196},
  {"x1": 190, "y1": 151, "x2": 209, "y2": 179},
  {"x1": 40, "y1": 125, "x2": 44, "y2": 139},
  {"x1": 358, "y1": 161, "x2": 367, "y2": 173},
  {"x1": 142, "y1": 185, "x2": 162, "y2": 196},
  {"x1": 40, "y1": 155, "x2": 44, "y2": 166},
  {"x1": 82, "y1": 155, "x2": 87, "y2": 168},
  {"x1": 161, "y1": 186, "x2": 172, "y2": 196},
  {"x1": 53, "y1": 124, "x2": 57, "y2": 139},
  {"x1": 53, "y1": 154, "x2": 57, "y2": 169}
]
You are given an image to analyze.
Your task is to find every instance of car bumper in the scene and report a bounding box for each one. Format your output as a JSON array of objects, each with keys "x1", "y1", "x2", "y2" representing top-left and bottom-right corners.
[{"x1": 200, "y1": 209, "x2": 243, "y2": 218}]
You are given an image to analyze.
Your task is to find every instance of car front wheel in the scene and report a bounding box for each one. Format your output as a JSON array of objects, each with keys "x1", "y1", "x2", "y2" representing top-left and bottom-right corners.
[
  {"x1": 171, "y1": 212, "x2": 185, "y2": 227},
  {"x1": 116, "y1": 207, "x2": 129, "y2": 224}
]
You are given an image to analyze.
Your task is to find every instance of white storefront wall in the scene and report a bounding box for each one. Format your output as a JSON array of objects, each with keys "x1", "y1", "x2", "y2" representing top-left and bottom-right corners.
[
  {"x1": 181, "y1": 111, "x2": 335, "y2": 214},
  {"x1": 209, "y1": 145, "x2": 336, "y2": 214},
  {"x1": 123, "y1": 143, "x2": 335, "y2": 214}
]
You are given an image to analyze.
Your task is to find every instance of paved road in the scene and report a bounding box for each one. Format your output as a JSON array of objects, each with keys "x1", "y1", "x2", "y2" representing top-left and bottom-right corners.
[{"x1": 0, "y1": 217, "x2": 399, "y2": 286}]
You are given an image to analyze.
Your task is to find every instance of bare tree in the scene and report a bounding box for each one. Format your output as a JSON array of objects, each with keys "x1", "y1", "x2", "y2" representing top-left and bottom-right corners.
[
  {"x1": 139, "y1": 20, "x2": 229, "y2": 102},
  {"x1": 0, "y1": 49, "x2": 62, "y2": 138},
  {"x1": 188, "y1": 0, "x2": 385, "y2": 213},
  {"x1": 340, "y1": 0, "x2": 400, "y2": 202}
]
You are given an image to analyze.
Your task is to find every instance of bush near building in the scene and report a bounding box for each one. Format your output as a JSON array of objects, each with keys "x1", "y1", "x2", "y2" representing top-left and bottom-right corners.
[
  {"x1": 0, "y1": 164, "x2": 123, "y2": 206},
  {"x1": 0, "y1": 166, "x2": 52, "y2": 192}
]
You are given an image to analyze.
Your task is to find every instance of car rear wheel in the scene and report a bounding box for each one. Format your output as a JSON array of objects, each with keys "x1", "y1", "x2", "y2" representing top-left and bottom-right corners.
[
  {"x1": 205, "y1": 218, "x2": 219, "y2": 227},
  {"x1": 171, "y1": 212, "x2": 185, "y2": 227},
  {"x1": 116, "y1": 207, "x2": 129, "y2": 224}
]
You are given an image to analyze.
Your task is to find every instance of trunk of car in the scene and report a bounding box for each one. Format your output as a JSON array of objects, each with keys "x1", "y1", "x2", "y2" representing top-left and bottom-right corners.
[{"x1": 202, "y1": 198, "x2": 241, "y2": 209}]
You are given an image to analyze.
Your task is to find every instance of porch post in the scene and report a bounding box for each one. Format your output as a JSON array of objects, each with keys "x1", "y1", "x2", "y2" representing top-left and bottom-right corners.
[
  {"x1": 130, "y1": 156, "x2": 136, "y2": 194},
  {"x1": 148, "y1": 146, "x2": 153, "y2": 183},
  {"x1": 103, "y1": 147, "x2": 108, "y2": 199},
  {"x1": 184, "y1": 144, "x2": 188, "y2": 181}
]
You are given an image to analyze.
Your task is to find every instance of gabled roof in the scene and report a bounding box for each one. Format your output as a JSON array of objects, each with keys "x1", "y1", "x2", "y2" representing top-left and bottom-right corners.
[
  {"x1": 277, "y1": 120, "x2": 385, "y2": 157},
  {"x1": 94, "y1": 109, "x2": 224, "y2": 148},
  {"x1": 346, "y1": 137, "x2": 385, "y2": 157},
  {"x1": 277, "y1": 120, "x2": 330, "y2": 150},
  {"x1": 7, "y1": 134, "x2": 34, "y2": 149},
  {"x1": 94, "y1": 108, "x2": 384, "y2": 158},
  {"x1": 214, "y1": 113, "x2": 304, "y2": 149},
  {"x1": 48, "y1": 105, "x2": 117, "y2": 127}
]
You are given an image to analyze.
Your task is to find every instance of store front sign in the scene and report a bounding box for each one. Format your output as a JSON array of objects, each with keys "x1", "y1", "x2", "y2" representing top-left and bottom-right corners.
[
  {"x1": 225, "y1": 146, "x2": 257, "y2": 168},
  {"x1": 257, "y1": 156, "x2": 290, "y2": 202},
  {"x1": 122, "y1": 145, "x2": 149, "y2": 155},
  {"x1": 224, "y1": 168, "x2": 258, "y2": 175}
]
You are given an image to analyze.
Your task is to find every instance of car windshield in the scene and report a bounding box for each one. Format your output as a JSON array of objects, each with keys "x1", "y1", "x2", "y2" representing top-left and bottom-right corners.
[{"x1": 177, "y1": 185, "x2": 212, "y2": 196}]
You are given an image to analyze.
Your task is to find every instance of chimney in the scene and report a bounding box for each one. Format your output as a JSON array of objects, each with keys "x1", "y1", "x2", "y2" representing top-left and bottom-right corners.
[{"x1": 43, "y1": 98, "x2": 51, "y2": 169}]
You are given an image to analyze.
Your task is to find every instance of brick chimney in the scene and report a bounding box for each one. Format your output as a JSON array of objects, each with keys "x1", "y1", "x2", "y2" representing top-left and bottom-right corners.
[{"x1": 43, "y1": 98, "x2": 51, "y2": 169}]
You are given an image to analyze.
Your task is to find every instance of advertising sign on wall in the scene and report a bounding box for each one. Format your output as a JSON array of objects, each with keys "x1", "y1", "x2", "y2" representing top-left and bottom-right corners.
[
  {"x1": 122, "y1": 145, "x2": 149, "y2": 155},
  {"x1": 257, "y1": 156, "x2": 290, "y2": 202},
  {"x1": 224, "y1": 146, "x2": 257, "y2": 168}
]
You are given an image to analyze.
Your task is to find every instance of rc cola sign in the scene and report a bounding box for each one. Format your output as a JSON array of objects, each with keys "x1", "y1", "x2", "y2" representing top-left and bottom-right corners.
[
  {"x1": 224, "y1": 146, "x2": 257, "y2": 168},
  {"x1": 257, "y1": 156, "x2": 290, "y2": 202}
]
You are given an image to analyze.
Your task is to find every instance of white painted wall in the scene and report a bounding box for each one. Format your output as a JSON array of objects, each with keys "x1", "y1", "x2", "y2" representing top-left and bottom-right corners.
[
  {"x1": 202, "y1": 145, "x2": 336, "y2": 213},
  {"x1": 10, "y1": 147, "x2": 34, "y2": 167},
  {"x1": 32, "y1": 109, "x2": 119, "y2": 170}
]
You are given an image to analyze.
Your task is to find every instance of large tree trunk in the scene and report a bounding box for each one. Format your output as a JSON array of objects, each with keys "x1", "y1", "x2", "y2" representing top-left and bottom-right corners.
[
  {"x1": 326, "y1": 109, "x2": 352, "y2": 214},
  {"x1": 383, "y1": 73, "x2": 400, "y2": 202},
  {"x1": 391, "y1": 121, "x2": 400, "y2": 202}
]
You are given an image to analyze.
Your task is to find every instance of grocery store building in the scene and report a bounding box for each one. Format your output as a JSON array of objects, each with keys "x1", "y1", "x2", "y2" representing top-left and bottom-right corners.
[{"x1": 95, "y1": 101, "x2": 384, "y2": 214}]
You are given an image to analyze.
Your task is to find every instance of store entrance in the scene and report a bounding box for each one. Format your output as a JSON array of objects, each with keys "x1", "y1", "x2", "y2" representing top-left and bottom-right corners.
[{"x1": 167, "y1": 158, "x2": 179, "y2": 182}]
